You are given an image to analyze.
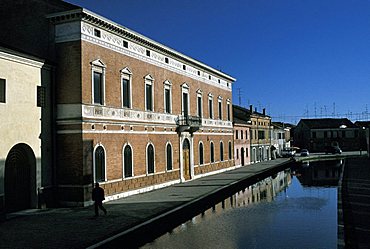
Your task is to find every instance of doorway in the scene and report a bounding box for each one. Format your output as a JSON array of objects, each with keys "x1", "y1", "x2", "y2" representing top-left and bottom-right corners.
[
  {"x1": 183, "y1": 139, "x2": 191, "y2": 180},
  {"x1": 4, "y1": 143, "x2": 36, "y2": 213}
]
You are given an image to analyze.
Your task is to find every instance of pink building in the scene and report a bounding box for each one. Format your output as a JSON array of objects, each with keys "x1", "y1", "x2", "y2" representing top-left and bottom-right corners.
[{"x1": 233, "y1": 119, "x2": 251, "y2": 166}]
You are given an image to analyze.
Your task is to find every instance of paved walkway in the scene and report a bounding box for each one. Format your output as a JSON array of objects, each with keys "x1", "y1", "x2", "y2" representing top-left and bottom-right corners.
[
  {"x1": 0, "y1": 158, "x2": 291, "y2": 249},
  {"x1": 338, "y1": 156, "x2": 370, "y2": 249}
]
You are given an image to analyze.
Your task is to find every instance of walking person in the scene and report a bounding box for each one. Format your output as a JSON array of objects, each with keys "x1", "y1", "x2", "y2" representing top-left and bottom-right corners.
[{"x1": 92, "y1": 182, "x2": 107, "y2": 217}]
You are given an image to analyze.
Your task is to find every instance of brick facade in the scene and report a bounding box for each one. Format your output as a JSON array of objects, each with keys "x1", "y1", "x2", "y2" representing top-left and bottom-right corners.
[{"x1": 52, "y1": 10, "x2": 235, "y2": 206}]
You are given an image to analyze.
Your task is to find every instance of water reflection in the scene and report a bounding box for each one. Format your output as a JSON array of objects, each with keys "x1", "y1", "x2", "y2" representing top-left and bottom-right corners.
[
  {"x1": 142, "y1": 161, "x2": 340, "y2": 249},
  {"x1": 294, "y1": 159, "x2": 343, "y2": 187}
]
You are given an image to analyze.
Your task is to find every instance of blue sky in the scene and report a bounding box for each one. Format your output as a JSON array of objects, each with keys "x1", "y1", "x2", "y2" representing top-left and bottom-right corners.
[{"x1": 66, "y1": 0, "x2": 370, "y2": 124}]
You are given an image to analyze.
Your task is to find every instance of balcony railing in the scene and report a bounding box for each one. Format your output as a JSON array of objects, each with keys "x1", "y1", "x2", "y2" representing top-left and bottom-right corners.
[{"x1": 177, "y1": 115, "x2": 202, "y2": 133}]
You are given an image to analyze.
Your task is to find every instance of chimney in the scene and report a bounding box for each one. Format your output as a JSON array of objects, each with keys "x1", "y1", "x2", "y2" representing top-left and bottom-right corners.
[
  {"x1": 249, "y1": 105, "x2": 253, "y2": 113},
  {"x1": 263, "y1": 108, "x2": 266, "y2": 115}
]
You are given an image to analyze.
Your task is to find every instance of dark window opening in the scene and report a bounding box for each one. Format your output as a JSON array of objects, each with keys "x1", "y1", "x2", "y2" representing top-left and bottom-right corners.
[
  {"x1": 122, "y1": 78, "x2": 130, "y2": 108},
  {"x1": 146, "y1": 84, "x2": 153, "y2": 111},
  {"x1": 93, "y1": 72, "x2": 103, "y2": 105},
  {"x1": 199, "y1": 143, "x2": 204, "y2": 165},
  {"x1": 147, "y1": 144, "x2": 154, "y2": 174},
  {"x1": 123, "y1": 40, "x2": 128, "y2": 48},
  {"x1": 0, "y1": 78, "x2": 5, "y2": 103},
  {"x1": 166, "y1": 144, "x2": 173, "y2": 170},
  {"x1": 124, "y1": 146, "x2": 133, "y2": 177},
  {"x1": 94, "y1": 29, "x2": 101, "y2": 37}
]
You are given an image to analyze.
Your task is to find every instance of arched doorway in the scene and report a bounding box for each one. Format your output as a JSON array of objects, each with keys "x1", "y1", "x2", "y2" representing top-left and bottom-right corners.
[
  {"x1": 4, "y1": 143, "x2": 36, "y2": 213},
  {"x1": 183, "y1": 139, "x2": 191, "y2": 180},
  {"x1": 241, "y1": 147, "x2": 245, "y2": 166}
]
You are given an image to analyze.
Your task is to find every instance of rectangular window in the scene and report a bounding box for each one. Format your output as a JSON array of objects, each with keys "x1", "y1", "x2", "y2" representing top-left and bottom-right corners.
[
  {"x1": 37, "y1": 86, "x2": 46, "y2": 107},
  {"x1": 241, "y1": 130, "x2": 244, "y2": 139},
  {"x1": 146, "y1": 50, "x2": 150, "y2": 57},
  {"x1": 258, "y1": 130, "x2": 265, "y2": 139},
  {"x1": 209, "y1": 99, "x2": 213, "y2": 119},
  {"x1": 123, "y1": 40, "x2": 128, "y2": 48},
  {"x1": 146, "y1": 84, "x2": 152, "y2": 111},
  {"x1": 93, "y1": 72, "x2": 103, "y2": 105},
  {"x1": 227, "y1": 103, "x2": 231, "y2": 121},
  {"x1": 218, "y1": 101, "x2": 222, "y2": 120},
  {"x1": 183, "y1": 92, "x2": 188, "y2": 117},
  {"x1": 94, "y1": 29, "x2": 101, "y2": 38},
  {"x1": 122, "y1": 78, "x2": 130, "y2": 108},
  {"x1": 0, "y1": 78, "x2": 6, "y2": 103},
  {"x1": 236, "y1": 130, "x2": 239, "y2": 139},
  {"x1": 197, "y1": 96, "x2": 202, "y2": 117},
  {"x1": 165, "y1": 88, "x2": 171, "y2": 113}
]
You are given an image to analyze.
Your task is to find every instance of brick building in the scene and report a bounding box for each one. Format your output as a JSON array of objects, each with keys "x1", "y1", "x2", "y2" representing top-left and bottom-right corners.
[{"x1": 0, "y1": 0, "x2": 235, "y2": 208}]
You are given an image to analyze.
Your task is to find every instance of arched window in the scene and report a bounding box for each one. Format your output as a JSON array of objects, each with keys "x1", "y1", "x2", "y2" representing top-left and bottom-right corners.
[
  {"x1": 199, "y1": 142, "x2": 204, "y2": 165},
  {"x1": 220, "y1": 141, "x2": 224, "y2": 161},
  {"x1": 94, "y1": 145, "x2": 105, "y2": 182},
  {"x1": 123, "y1": 145, "x2": 133, "y2": 178},
  {"x1": 147, "y1": 144, "x2": 155, "y2": 174},
  {"x1": 228, "y1": 141, "x2": 232, "y2": 160},
  {"x1": 166, "y1": 143, "x2": 173, "y2": 171},
  {"x1": 210, "y1": 142, "x2": 215, "y2": 163}
]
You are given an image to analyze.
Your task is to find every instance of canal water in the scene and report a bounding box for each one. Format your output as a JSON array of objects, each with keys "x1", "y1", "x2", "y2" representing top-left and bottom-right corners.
[{"x1": 141, "y1": 160, "x2": 343, "y2": 249}]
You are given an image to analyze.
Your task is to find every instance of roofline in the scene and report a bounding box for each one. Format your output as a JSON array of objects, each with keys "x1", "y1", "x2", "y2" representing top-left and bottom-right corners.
[{"x1": 47, "y1": 8, "x2": 236, "y2": 82}]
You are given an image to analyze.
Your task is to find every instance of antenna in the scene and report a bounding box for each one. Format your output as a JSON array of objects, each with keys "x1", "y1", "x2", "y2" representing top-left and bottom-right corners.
[
  {"x1": 237, "y1": 88, "x2": 242, "y2": 106},
  {"x1": 333, "y1": 102, "x2": 336, "y2": 117}
]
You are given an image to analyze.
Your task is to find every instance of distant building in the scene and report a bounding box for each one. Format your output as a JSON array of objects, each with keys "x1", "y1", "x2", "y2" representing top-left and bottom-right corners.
[
  {"x1": 354, "y1": 121, "x2": 370, "y2": 153},
  {"x1": 271, "y1": 122, "x2": 291, "y2": 157},
  {"x1": 294, "y1": 118, "x2": 360, "y2": 152},
  {"x1": 233, "y1": 105, "x2": 272, "y2": 163}
]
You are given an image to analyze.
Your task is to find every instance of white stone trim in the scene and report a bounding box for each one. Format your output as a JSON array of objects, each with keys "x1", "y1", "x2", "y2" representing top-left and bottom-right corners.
[{"x1": 53, "y1": 19, "x2": 233, "y2": 90}]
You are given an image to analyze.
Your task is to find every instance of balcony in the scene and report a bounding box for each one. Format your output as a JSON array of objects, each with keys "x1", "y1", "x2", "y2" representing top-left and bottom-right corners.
[{"x1": 177, "y1": 115, "x2": 202, "y2": 133}]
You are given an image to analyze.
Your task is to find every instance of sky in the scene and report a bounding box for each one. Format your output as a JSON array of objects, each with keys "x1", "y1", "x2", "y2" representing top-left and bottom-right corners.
[{"x1": 66, "y1": 0, "x2": 370, "y2": 124}]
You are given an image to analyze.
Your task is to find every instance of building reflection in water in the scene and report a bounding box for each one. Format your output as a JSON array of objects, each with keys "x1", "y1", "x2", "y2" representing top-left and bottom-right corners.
[
  {"x1": 145, "y1": 162, "x2": 339, "y2": 249},
  {"x1": 171, "y1": 169, "x2": 292, "y2": 233},
  {"x1": 295, "y1": 160, "x2": 343, "y2": 187}
]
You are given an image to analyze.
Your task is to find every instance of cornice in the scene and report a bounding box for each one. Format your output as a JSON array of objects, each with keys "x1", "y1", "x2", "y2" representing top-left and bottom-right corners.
[{"x1": 47, "y1": 8, "x2": 236, "y2": 83}]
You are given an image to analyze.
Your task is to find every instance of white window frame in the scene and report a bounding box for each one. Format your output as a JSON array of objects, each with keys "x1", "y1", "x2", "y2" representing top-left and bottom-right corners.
[
  {"x1": 144, "y1": 74, "x2": 154, "y2": 112},
  {"x1": 226, "y1": 99, "x2": 231, "y2": 121},
  {"x1": 93, "y1": 143, "x2": 107, "y2": 182},
  {"x1": 163, "y1": 80, "x2": 172, "y2": 114},
  {"x1": 208, "y1": 93, "x2": 214, "y2": 119},
  {"x1": 122, "y1": 143, "x2": 134, "y2": 179},
  {"x1": 165, "y1": 142, "x2": 173, "y2": 171},
  {"x1": 91, "y1": 59, "x2": 106, "y2": 105},
  {"x1": 146, "y1": 142, "x2": 156, "y2": 175},
  {"x1": 120, "y1": 67, "x2": 132, "y2": 109},
  {"x1": 181, "y1": 83, "x2": 190, "y2": 116},
  {"x1": 218, "y1": 96, "x2": 223, "y2": 120},
  {"x1": 196, "y1": 89, "x2": 203, "y2": 118}
]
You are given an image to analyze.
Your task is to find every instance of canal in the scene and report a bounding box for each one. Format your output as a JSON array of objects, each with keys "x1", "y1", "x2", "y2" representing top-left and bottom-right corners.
[{"x1": 141, "y1": 160, "x2": 343, "y2": 249}]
